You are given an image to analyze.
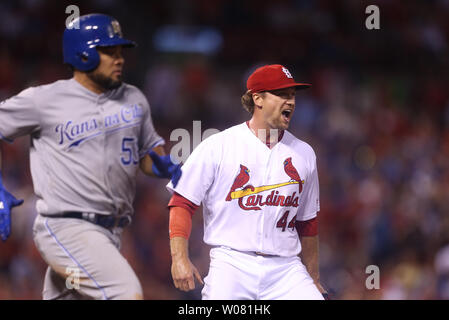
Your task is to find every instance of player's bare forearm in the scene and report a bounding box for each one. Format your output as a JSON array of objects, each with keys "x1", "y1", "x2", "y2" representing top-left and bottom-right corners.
[
  {"x1": 139, "y1": 145, "x2": 165, "y2": 176},
  {"x1": 299, "y1": 235, "x2": 326, "y2": 293},
  {"x1": 170, "y1": 236, "x2": 189, "y2": 260},
  {"x1": 170, "y1": 236, "x2": 203, "y2": 291}
]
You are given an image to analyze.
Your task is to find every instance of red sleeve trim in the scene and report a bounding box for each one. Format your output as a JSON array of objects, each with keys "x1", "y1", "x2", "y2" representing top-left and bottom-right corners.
[
  {"x1": 296, "y1": 217, "x2": 318, "y2": 237},
  {"x1": 168, "y1": 193, "x2": 199, "y2": 216}
]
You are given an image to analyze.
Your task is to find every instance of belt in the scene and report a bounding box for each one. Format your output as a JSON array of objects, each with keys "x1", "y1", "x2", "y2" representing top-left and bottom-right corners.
[
  {"x1": 254, "y1": 251, "x2": 278, "y2": 257},
  {"x1": 216, "y1": 246, "x2": 279, "y2": 257},
  {"x1": 41, "y1": 212, "x2": 132, "y2": 230}
]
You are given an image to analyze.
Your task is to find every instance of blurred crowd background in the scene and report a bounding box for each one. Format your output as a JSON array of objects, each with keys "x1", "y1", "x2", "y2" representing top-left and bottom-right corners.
[{"x1": 1, "y1": 0, "x2": 449, "y2": 300}]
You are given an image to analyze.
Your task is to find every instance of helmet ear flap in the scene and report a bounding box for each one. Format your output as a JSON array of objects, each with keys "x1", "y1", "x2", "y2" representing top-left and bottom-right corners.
[
  {"x1": 74, "y1": 49, "x2": 99, "y2": 72},
  {"x1": 79, "y1": 51, "x2": 89, "y2": 62}
]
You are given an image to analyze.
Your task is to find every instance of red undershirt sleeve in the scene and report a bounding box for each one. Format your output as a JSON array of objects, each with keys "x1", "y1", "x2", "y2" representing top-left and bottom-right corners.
[
  {"x1": 295, "y1": 217, "x2": 318, "y2": 237},
  {"x1": 168, "y1": 193, "x2": 199, "y2": 239}
]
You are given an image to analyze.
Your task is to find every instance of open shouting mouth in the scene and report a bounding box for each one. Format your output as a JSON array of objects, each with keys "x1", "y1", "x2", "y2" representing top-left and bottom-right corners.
[{"x1": 281, "y1": 109, "x2": 292, "y2": 122}]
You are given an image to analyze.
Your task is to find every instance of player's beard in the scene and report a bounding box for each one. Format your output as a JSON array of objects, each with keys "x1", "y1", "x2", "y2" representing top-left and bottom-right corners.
[{"x1": 87, "y1": 70, "x2": 122, "y2": 91}]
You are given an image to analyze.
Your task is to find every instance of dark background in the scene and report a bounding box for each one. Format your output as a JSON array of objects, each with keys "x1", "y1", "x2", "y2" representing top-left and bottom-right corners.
[{"x1": 1, "y1": 0, "x2": 448, "y2": 299}]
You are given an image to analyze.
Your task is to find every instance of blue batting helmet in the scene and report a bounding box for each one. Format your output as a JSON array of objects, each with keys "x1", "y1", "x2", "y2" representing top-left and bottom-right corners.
[{"x1": 63, "y1": 14, "x2": 136, "y2": 72}]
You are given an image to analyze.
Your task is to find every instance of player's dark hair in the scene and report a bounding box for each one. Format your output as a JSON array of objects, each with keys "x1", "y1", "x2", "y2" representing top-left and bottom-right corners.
[{"x1": 241, "y1": 90, "x2": 255, "y2": 114}]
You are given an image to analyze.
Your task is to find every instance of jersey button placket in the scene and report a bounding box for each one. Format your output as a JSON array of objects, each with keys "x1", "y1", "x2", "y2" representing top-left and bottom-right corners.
[
  {"x1": 263, "y1": 152, "x2": 277, "y2": 253},
  {"x1": 259, "y1": 154, "x2": 270, "y2": 254},
  {"x1": 99, "y1": 96, "x2": 119, "y2": 214},
  {"x1": 97, "y1": 97, "x2": 110, "y2": 205}
]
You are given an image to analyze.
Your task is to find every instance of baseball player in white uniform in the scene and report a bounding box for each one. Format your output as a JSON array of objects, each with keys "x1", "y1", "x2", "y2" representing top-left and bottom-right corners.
[
  {"x1": 166, "y1": 64, "x2": 328, "y2": 299},
  {"x1": 0, "y1": 14, "x2": 181, "y2": 300}
]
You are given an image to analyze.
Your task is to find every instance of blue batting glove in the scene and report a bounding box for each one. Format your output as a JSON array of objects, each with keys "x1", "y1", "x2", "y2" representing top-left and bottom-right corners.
[
  {"x1": 0, "y1": 174, "x2": 24, "y2": 241},
  {"x1": 148, "y1": 151, "x2": 182, "y2": 188}
]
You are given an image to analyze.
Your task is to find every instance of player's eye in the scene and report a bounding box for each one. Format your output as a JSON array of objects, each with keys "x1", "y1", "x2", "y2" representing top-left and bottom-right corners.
[
  {"x1": 270, "y1": 90, "x2": 294, "y2": 99},
  {"x1": 98, "y1": 46, "x2": 121, "y2": 57}
]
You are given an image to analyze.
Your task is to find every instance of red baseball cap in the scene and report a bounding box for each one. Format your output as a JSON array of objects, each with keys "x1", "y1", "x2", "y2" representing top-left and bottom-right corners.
[{"x1": 246, "y1": 64, "x2": 311, "y2": 93}]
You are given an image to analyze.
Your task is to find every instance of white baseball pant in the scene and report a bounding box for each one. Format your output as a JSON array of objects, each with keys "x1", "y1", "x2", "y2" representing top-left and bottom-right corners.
[{"x1": 202, "y1": 246, "x2": 324, "y2": 300}]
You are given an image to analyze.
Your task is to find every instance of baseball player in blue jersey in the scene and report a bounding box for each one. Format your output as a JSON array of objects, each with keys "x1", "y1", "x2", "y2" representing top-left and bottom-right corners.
[{"x1": 0, "y1": 13, "x2": 181, "y2": 299}]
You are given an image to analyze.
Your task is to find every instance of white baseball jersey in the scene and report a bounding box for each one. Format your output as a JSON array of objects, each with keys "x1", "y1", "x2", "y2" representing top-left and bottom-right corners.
[
  {"x1": 167, "y1": 122, "x2": 320, "y2": 257},
  {"x1": 0, "y1": 78, "x2": 164, "y2": 217}
]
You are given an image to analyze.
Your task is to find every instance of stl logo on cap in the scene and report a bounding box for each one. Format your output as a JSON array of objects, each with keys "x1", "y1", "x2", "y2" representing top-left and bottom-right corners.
[
  {"x1": 282, "y1": 67, "x2": 293, "y2": 79},
  {"x1": 246, "y1": 64, "x2": 310, "y2": 93}
]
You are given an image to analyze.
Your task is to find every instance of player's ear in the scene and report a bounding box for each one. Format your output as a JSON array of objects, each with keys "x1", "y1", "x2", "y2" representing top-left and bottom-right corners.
[{"x1": 252, "y1": 92, "x2": 264, "y2": 109}]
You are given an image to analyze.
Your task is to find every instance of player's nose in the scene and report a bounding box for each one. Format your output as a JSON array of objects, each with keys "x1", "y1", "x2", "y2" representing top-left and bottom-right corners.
[
  {"x1": 112, "y1": 49, "x2": 124, "y2": 65},
  {"x1": 287, "y1": 93, "x2": 296, "y2": 105},
  {"x1": 115, "y1": 54, "x2": 124, "y2": 65},
  {"x1": 285, "y1": 98, "x2": 295, "y2": 108}
]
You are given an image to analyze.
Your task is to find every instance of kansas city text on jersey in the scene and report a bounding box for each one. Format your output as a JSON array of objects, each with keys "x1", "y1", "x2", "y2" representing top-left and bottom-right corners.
[{"x1": 55, "y1": 103, "x2": 143, "y2": 147}]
